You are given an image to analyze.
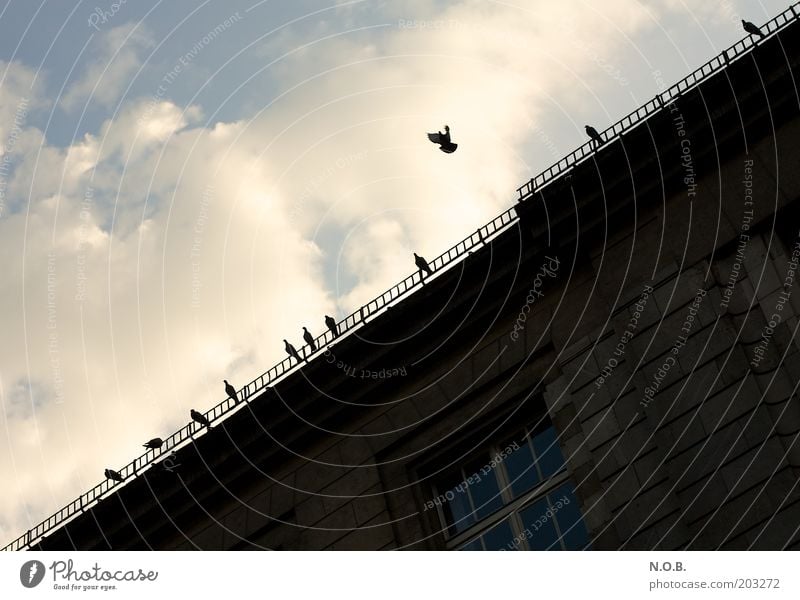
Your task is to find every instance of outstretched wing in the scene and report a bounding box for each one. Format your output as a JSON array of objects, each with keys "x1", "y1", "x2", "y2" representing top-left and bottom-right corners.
[
  {"x1": 427, "y1": 132, "x2": 442, "y2": 144},
  {"x1": 439, "y1": 142, "x2": 457, "y2": 153}
]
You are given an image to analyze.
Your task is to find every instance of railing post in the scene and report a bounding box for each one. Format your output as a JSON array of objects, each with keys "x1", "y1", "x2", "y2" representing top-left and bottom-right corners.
[
  {"x1": 359, "y1": 307, "x2": 365, "y2": 323},
  {"x1": 722, "y1": 50, "x2": 729, "y2": 65}
]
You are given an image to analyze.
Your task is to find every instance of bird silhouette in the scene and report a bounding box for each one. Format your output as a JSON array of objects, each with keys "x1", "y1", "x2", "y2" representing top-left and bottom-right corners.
[
  {"x1": 585, "y1": 125, "x2": 604, "y2": 148},
  {"x1": 427, "y1": 125, "x2": 458, "y2": 153},
  {"x1": 104, "y1": 468, "x2": 124, "y2": 482},
  {"x1": 302, "y1": 327, "x2": 317, "y2": 351},
  {"x1": 742, "y1": 20, "x2": 766, "y2": 39},
  {"x1": 143, "y1": 437, "x2": 163, "y2": 449},
  {"x1": 284, "y1": 339, "x2": 302, "y2": 363},
  {"x1": 325, "y1": 315, "x2": 339, "y2": 338},
  {"x1": 190, "y1": 408, "x2": 211, "y2": 428},
  {"x1": 414, "y1": 252, "x2": 433, "y2": 281},
  {"x1": 224, "y1": 379, "x2": 239, "y2": 404}
]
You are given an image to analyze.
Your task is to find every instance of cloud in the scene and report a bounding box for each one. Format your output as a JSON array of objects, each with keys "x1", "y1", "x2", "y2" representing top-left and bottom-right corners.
[
  {"x1": 0, "y1": 92, "x2": 336, "y2": 540},
  {"x1": 60, "y1": 23, "x2": 155, "y2": 112}
]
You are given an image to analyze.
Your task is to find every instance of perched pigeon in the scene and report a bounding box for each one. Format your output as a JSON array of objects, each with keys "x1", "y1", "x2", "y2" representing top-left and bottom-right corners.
[
  {"x1": 325, "y1": 315, "x2": 339, "y2": 338},
  {"x1": 143, "y1": 437, "x2": 163, "y2": 449},
  {"x1": 104, "y1": 468, "x2": 124, "y2": 482},
  {"x1": 190, "y1": 408, "x2": 211, "y2": 428},
  {"x1": 427, "y1": 125, "x2": 458, "y2": 153},
  {"x1": 742, "y1": 20, "x2": 765, "y2": 39},
  {"x1": 224, "y1": 379, "x2": 239, "y2": 404},
  {"x1": 585, "y1": 125, "x2": 604, "y2": 148},
  {"x1": 302, "y1": 327, "x2": 317, "y2": 351},
  {"x1": 284, "y1": 339, "x2": 302, "y2": 363},
  {"x1": 414, "y1": 252, "x2": 433, "y2": 280}
]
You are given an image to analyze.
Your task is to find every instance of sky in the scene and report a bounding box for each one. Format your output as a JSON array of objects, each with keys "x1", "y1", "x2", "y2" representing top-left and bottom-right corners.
[{"x1": 0, "y1": 0, "x2": 790, "y2": 545}]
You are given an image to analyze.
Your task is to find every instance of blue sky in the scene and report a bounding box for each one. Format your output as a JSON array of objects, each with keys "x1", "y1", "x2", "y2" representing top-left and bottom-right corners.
[{"x1": 0, "y1": 0, "x2": 790, "y2": 544}]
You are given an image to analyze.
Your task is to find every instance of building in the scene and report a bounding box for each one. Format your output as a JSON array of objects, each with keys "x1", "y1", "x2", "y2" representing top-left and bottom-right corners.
[{"x1": 6, "y1": 4, "x2": 800, "y2": 551}]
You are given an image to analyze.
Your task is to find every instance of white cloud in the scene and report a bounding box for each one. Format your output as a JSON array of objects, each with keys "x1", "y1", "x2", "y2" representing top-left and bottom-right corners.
[
  {"x1": 60, "y1": 23, "x2": 154, "y2": 112},
  {"x1": 0, "y1": 94, "x2": 335, "y2": 540}
]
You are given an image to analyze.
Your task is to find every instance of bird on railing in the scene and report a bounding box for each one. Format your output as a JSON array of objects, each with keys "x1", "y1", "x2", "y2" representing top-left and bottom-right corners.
[
  {"x1": 742, "y1": 19, "x2": 766, "y2": 39},
  {"x1": 325, "y1": 315, "x2": 339, "y2": 338},
  {"x1": 414, "y1": 252, "x2": 433, "y2": 282},
  {"x1": 585, "y1": 125, "x2": 604, "y2": 149},
  {"x1": 104, "y1": 469, "x2": 124, "y2": 482},
  {"x1": 224, "y1": 379, "x2": 240, "y2": 404},
  {"x1": 427, "y1": 125, "x2": 458, "y2": 153},
  {"x1": 143, "y1": 438, "x2": 163, "y2": 449},
  {"x1": 284, "y1": 339, "x2": 302, "y2": 363},
  {"x1": 302, "y1": 327, "x2": 317, "y2": 351},
  {"x1": 190, "y1": 409, "x2": 211, "y2": 428}
]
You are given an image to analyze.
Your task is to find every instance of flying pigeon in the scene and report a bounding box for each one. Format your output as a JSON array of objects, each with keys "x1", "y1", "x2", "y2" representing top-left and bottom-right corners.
[
  {"x1": 284, "y1": 339, "x2": 302, "y2": 363},
  {"x1": 190, "y1": 408, "x2": 211, "y2": 428},
  {"x1": 427, "y1": 125, "x2": 458, "y2": 153},
  {"x1": 585, "y1": 125, "x2": 604, "y2": 148},
  {"x1": 224, "y1": 379, "x2": 239, "y2": 404},
  {"x1": 302, "y1": 327, "x2": 317, "y2": 351},
  {"x1": 742, "y1": 20, "x2": 765, "y2": 39},
  {"x1": 143, "y1": 437, "x2": 163, "y2": 449},
  {"x1": 104, "y1": 468, "x2": 124, "y2": 482},
  {"x1": 414, "y1": 252, "x2": 433, "y2": 280},
  {"x1": 325, "y1": 315, "x2": 339, "y2": 338}
]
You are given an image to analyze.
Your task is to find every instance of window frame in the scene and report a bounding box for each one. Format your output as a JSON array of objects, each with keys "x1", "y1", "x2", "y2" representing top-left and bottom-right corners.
[
  {"x1": 445, "y1": 468, "x2": 571, "y2": 550},
  {"x1": 427, "y1": 420, "x2": 588, "y2": 551}
]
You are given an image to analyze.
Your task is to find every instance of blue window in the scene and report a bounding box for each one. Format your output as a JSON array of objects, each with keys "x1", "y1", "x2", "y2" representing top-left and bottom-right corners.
[
  {"x1": 516, "y1": 482, "x2": 589, "y2": 550},
  {"x1": 430, "y1": 422, "x2": 591, "y2": 551}
]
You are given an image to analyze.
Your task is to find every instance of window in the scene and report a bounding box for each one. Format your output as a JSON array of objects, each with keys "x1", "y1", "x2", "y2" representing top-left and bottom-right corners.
[{"x1": 428, "y1": 420, "x2": 590, "y2": 551}]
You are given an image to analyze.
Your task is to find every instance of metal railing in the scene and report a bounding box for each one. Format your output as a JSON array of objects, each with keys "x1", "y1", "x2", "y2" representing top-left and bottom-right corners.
[
  {"x1": 1, "y1": 206, "x2": 518, "y2": 551},
  {"x1": 3, "y1": 2, "x2": 798, "y2": 551},
  {"x1": 516, "y1": 2, "x2": 800, "y2": 202}
]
